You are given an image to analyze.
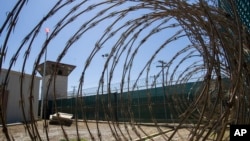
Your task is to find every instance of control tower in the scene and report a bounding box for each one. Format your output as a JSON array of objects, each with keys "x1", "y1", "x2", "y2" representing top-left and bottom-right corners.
[{"x1": 36, "y1": 61, "x2": 76, "y2": 100}]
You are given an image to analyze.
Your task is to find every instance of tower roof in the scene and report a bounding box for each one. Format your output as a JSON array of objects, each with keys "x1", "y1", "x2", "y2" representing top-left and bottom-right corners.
[{"x1": 36, "y1": 61, "x2": 76, "y2": 77}]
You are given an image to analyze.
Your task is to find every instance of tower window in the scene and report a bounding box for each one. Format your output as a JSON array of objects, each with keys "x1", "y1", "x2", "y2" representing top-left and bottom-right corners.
[{"x1": 58, "y1": 70, "x2": 63, "y2": 75}]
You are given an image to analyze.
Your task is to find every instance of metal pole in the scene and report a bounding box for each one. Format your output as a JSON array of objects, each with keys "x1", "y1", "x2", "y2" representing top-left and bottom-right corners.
[
  {"x1": 102, "y1": 53, "x2": 109, "y2": 93},
  {"x1": 106, "y1": 63, "x2": 108, "y2": 93},
  {"x1": 40, "y1": 29, "x2": 49, "y2": 118},
  {"x1": 137, "y1": 86, "x2": 140, "y2": 123},
  {"x1": 156, "y1": 60, "x2": 167, "y2": 121},
  {"x1": 115, "y1": 87, "x2": 118, "y2": 121},
  {"x1": 71, "y1": 86, "x2": 76, "y2": 113}
]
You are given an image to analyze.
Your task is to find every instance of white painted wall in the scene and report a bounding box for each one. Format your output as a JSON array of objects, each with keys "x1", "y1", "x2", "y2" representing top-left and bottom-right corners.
[
  {"x1": 0, "y1": 69, "x2": 40, "y2": 123},
  {"x1": 44, "y1": 75, "x2": 68, "y2": 99}
]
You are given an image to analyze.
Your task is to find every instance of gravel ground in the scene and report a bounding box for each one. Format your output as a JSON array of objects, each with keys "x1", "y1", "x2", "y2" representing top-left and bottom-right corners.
[{"x1": 0, "y1": 120, "x2": 191, "y2": 141}]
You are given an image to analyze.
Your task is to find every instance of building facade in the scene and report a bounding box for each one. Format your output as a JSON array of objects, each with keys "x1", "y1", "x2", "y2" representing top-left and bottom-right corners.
[
  {"x1": 0, "y1": 69, "x2": 40, "y2": 123},
  {"x1": 36, "y1": 61, "x2": 75, "y2": 100}
]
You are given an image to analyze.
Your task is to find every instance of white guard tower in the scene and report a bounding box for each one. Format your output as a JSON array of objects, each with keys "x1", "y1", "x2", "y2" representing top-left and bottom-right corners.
[{"x1": 37, "y1": 61, "x2": 75, "y2": 100}]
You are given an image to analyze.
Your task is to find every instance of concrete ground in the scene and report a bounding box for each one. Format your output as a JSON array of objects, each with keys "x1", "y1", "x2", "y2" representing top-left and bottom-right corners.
[{"x1": 0, "y1": 120, "x2": 192, "y2": 141}]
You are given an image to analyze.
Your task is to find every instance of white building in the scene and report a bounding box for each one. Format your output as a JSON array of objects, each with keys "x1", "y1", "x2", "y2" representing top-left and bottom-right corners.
[
  {"x1": 36, "y1": 61, "x2": 75, "y2": 118},
  {"x1": 36, "y1": 61, "x2": 75, "y2": 100},
  {"x1": 0, "y1": 69, "x2": 41, "y2": 124}
]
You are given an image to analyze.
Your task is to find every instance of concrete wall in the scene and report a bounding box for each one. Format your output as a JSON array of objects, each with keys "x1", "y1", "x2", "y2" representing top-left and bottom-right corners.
[
  {"x1": 44, "y1": 75, "x2": 67, "y2": 100},
  {"x1": 0, "y1": 69, "x2": 40, "y2": 123}
]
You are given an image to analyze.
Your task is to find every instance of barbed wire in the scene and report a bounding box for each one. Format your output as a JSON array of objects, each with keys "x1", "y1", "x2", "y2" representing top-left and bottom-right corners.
[{"x1": 1, "y1": 0, "x2": 250, "y2": 140}]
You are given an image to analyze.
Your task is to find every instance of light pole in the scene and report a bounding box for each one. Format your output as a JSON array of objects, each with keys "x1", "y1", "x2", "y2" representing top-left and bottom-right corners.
[
  {"x1": 40, "y1": 27, "x2": 49, "y2": 118},
  {"x1": 156, "y1": 60, "x2": 167, "y2": 121},
  {"x1": 102, "y1": 53, "x2": 109, "y2": 93}
]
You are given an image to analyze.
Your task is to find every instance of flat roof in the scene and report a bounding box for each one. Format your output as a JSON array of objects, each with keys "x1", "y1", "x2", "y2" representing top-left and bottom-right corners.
[
  {"x1": 1, "y1": 68, "x2": 41, "y2": 79},
  {"x1": 36, "y1": 61, "x2": 76, "y2": 76}
]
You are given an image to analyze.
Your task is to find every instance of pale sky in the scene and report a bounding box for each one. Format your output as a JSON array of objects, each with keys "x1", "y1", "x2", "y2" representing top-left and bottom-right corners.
[{"x1": 0, "y1": 0, "x2": 202, "y2": 93}]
